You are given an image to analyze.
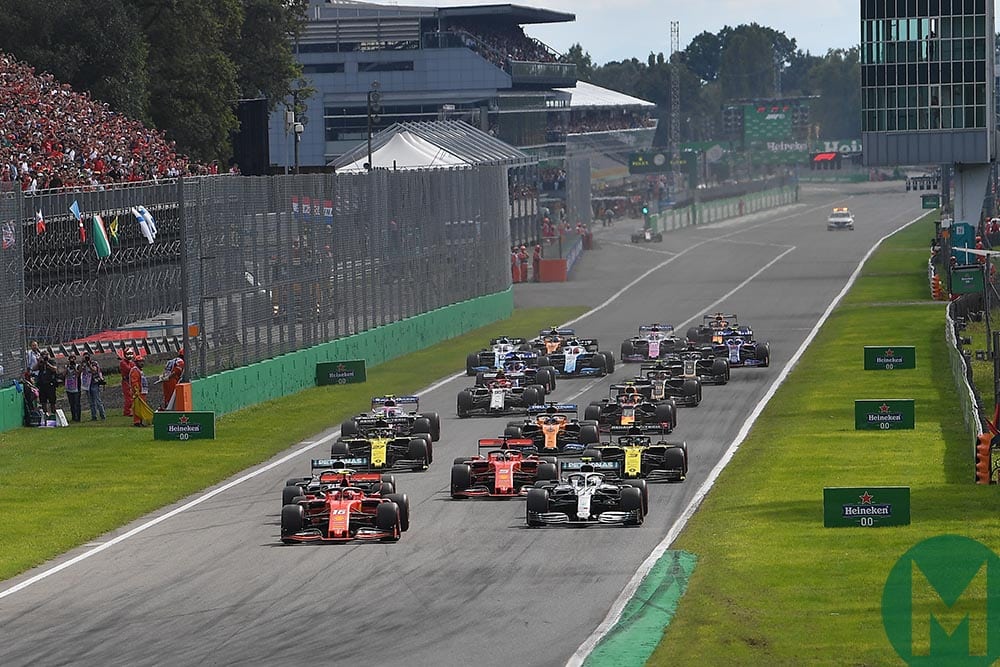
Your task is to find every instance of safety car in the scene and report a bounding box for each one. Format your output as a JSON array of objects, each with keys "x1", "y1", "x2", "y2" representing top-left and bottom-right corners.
[
  {"x1": 450, "y1": 437, "x2": 558, "y2": 498},
  {"x1": 525, "y1": 460, "x2": 647, "y2": 526},
  {"x1": 827, "y1": 207, "x2": 854, "y2": 230}
]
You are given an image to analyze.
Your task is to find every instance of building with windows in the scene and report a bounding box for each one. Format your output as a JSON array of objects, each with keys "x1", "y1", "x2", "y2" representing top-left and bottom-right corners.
[
  {"x1": 861, "y1": 0, "x2": 996, "y2": 165},
  {"x1": 269, "y1": 0, "x2": 655, "y2": 175}
]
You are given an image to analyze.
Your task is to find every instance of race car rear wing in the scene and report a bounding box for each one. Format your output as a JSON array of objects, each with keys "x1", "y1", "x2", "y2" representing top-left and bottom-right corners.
[
  {"x1": 312, "y1": 457, "x2": 371, "y2": 469},
  {"x1": 354, "y1": 415, "x2": 412, "y2": 428},
  {"x1": 371, "y1": 395, "x2": 419, "y2": 409},
  {"x1": 489, "y1": 337, "x2": 528, "y2": 345},
  {"x1": 527, "y1": 403, "x2": 578, "y2": 415},
  {"x1": 538, "y1": 328, "x2": 575, "y2": 337},
  {"x1": 639, "y1": 324, "x2": 675, "y2": 334},
  {"x1": 478, "y1": 437, "x2": 536, "y2": 450},
  {"x1": 560, "y1": 459, "x2": 621, "y2": 472},
  {"x1": 703, "y1": 313, "x2": 738, "y2": 326},
  {"x1": 608, "y1": 424, "x2": 667, "y2": 436}
]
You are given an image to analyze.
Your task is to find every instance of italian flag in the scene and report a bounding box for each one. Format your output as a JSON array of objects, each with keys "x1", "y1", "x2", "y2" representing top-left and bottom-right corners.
[{"x1": 92, "y1": 215, "x2": 111, "y2": 259}]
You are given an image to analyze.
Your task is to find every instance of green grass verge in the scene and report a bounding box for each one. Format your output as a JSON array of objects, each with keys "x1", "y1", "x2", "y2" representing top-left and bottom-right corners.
[
  {"x1": 649, "y1": 215, "x2": 1000, "y2": 665},
  {"x1": 0, "y1": 306, "x2": 586, "y2": 582}
]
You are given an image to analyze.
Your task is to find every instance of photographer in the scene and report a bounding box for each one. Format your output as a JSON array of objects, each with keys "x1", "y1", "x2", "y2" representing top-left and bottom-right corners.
[
  {"x1": 63, "y1": 354, "x2": 82, "y2": 422},
  {"x1": 36, "y1": 351, "x2": 59, "y2": 414},
  {"x1": 80, "y1": 354, "x2": 106, "y2": 421}
]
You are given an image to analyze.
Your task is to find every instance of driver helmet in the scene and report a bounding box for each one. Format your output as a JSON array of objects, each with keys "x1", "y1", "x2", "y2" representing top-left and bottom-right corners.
[{"x1": 508, "y1": 361, "x2": 525, "y2": 373}]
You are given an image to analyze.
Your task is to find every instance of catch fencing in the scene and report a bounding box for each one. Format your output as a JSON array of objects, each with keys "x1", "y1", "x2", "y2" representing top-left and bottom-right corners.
[{"x1": 0, "y1": 168, "x2": 512, "y2": 392}]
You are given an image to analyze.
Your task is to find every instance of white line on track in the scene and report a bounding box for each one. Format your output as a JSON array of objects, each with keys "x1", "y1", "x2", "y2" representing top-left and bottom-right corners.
[
  {"x1": 0, "y1": 195, "x2": 861, "y2": 601},
  {"x1": 566, "y1": 210, "x2": 929, "y2": 667}
]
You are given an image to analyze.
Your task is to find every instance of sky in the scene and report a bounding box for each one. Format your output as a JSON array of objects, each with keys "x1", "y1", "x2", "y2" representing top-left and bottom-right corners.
[{"x1": 395, "y1": 0, "x2": 865, "y2": 64}]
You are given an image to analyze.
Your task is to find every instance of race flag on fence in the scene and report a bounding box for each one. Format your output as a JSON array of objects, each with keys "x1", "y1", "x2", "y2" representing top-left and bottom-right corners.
[
  {"x1": 109, "y1": 216, "x2": 120, "y2": 244},
  {"x1": 136, "y1": 205, "x2": 157, "y2": 238},
  {"x1": 131, "y1": 207, "x2": 154, "y2": 244},
  {"x1": 35, "y1": 210, "x2": 45, "y2": 235},
  {"x1": 92, "y1": 215, "x2": 111, "y2": 259},
  {"x1": 70, "y1": 200, "x2": 85, "y2": 242},
  {"x1": 1, "y1": 221, "x2": 14, "y2": 250}
]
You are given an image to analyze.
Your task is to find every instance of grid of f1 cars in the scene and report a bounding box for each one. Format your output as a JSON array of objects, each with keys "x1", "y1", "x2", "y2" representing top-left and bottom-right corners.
[{"x1": 278, "y1": 316, "x2": 770, "y2": 541}]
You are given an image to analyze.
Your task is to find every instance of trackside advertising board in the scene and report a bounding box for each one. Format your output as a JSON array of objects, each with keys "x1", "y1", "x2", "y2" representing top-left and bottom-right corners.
[
  {"x1": 863, "y1": 346, "x2": 915, "y2": 370},
  {"x1": 854, "y1": 399, "x2": 915, "y2": 430},
  {"x1": 823, "y1": 487, "x2": 910, "y2": 527},
  {"x1": 153, "y1": 411, "x2": 216, "y2": 441},
  {"x1": 316, "y1": 360, "x2": 367, "y2": 386}
]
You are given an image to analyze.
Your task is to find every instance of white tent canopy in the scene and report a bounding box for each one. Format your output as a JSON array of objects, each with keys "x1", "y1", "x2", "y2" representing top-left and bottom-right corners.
[{"x1": 337, "y1": 130, "x2": 467, "y2": 172}]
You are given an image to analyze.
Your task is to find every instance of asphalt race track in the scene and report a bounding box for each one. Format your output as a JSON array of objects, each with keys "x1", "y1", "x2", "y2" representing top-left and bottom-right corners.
[{"x1": 0, "y1": 182, "x2": 923, "y2": 667}]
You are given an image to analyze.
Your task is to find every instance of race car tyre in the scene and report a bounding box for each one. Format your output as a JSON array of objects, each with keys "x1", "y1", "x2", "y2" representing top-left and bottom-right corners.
[
  {"x1": 711, "y1": 358, "x2": 729, "y2": 384},
  {"x1": 280, "y1": 504, "x2": 305, "y2": 542},
  {"x1": 664, "y1": 447, "x2": 687, "y2": 480},
  {"x1": 466, "y1": 352, "x2": 481, "y2": 375},
  {"x1": 282, "y1": 484, "x2": 305, "y2": 506},
  {"x1": 630, "y1": 234, "x2": 640, "y2": 243},
  {"x1": 453, "y1": 456, "x2": 472, "y2": 465},
  {"x1": 654, "y1": 233, "x2": 663, "y2": 242},
  {"x1": 655, "y1": 402, "x2": 677, "y2": 429},
  {"x1": 537, "y1": 356, "x2": 551, "y2": 369},
  {"x1": 522, "y1": 386, "x2": 544, "y2": 407},
  {"x1": 682, "y1": 379, "x2": 700, "y2": 402},
  {"x1": 538, "y1": 366, "x2": 557, "y2": 391},
  {"x1": 602, "y1": 351, "x2": 615, "y2": 373},
  {"x1": 475, "y1": 371, "x2": 488, "y2": 387},
  {"x1": 412, "y1": 416, "x2": 432, "y2": 435},
  {"x1": 756, "y1": 343, "x2": 771, "y2": 367},
  {"x1": 376, "y1": 502, "x2": 401, "y2": 541},
  {"x1": 592, "y1": 354, "x2": 608, "y2": 375},
  {"x1": 540, "y1": 456, "x2": 558, "y2": 466},
  {"x1": 621, "y1": 340, "x2": 635, "y2": 359},
  {"x1": 285, "y1": 477, "x2": 308, "y2": 487},
  {"x1": 504, "y1": 425, "x2": 523, "y2": 438},
  {"x1": 408, "y1": 439, "x2": 430, "y2": 471},
  {"x1": 536, "y1": 462, "x2": 558, "y2": 481},
  {"x1": 376, "y1": 482, "x2": 396, "y2": 497},
  {"x1": 579, "y1": 424, "x2": 600, "y2": 445},
  {"x1": 425, "y1": 412, "x2": 441, "y2": 441},
  {"x1": 451, "y1": 464, "x2": 472, "y2": 497},
  {"x1": 584, "y1": 403, "x2": 602, "y2": 422},
  {"x1": 380, "y1": 473, "x2": 397, "y2": 489},
  {"x1": 457, "y1": 388, "x2": 473, "y2": 417},
  {"x1": 341, "y1": 419, "x2": 358, "y2": 438},
  {"x1": 581, "y1": 448, "x2": 602, "y2": 460},
  {"x1": 621, "y1": 487, "x2": 644, "y2": 525},
  {"x1": 385, "y1": 493, "x2": 410, "y2": 531},
  {"x1": 331, "y1": 440, "x2": 351, "y2": 456},
  {"x1": 526, "y1": 488, "x2": 549, "y2": 526},
  {"x1": 623, "y1": 480, "x2": 649, "y2": 515}
]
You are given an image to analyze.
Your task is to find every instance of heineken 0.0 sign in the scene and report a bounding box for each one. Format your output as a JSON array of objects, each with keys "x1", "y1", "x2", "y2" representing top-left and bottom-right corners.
[
  {"x1": 951, "y1": 265, "x2": 985, "y2": 294},
  {"x1": 854, "y1": 399, "x2": 915, "y2": 430},
  {"x1": 864, "y1": 346, "x2": 915, "y2": 370},
  {"x1": 823, "y1": 486, "x2": 910, "y2": 527},
  {"x1": 316, "y1": 359, "x2": 367, "y2": 386},
  {"x1": 153, "y1": 411, "x2": 216, "y2": 441}
]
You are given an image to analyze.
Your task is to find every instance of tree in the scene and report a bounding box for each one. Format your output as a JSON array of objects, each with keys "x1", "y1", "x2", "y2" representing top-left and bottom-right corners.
[
  {"x1": 808, "y1": 48, "x2": 861, "y2": 139},
  {"x1": 719, "y1": 24, "x2": 775, "y2": 100},
  {"x1": 563, "y1": 43, "x2": 594, "y2": 81},
  {"x1": 230, "y1": 0, "x2": 307, "y2": 107},
  {"x1": 683, "y1": 31, "x2": 723, "y2": 83}
]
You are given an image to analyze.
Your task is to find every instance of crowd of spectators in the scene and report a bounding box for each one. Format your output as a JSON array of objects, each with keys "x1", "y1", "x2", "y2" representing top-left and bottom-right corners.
[
  {"x1": 448, "y1": 23, "x2": 557, "y2": 70},
  {"x1": 540, "y1": 168, "x2": 566, "y2": 192},
  {"x1": 0, "y1": 52, "x2": 202, "y2": 193},
  {"x1": 548, "y1": 112, "x2": 657, "y2": 138}
]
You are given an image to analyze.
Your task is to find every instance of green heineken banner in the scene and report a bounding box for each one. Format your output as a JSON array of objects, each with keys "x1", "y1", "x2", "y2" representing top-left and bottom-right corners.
[
  {"x1": 854, "y1": 399, "x2": 915, "y2": 430},
  {"x1": 316, "y1": 359, "x2": 367, "y2": 386},
  {"x1": 864, "y1": 346, "x2": 916, "y2": 370},
  {"x1": 951, "y1": 266, "x2": 985, "y2": 295},
  {"x1": 921, "y1": 194, "x2": 941, "y2": 209},
  {"x1": 823, "y1": 486, "x2": 911, "y2": 527},
  {"x1": 153, "y1": 411, "x2": 216, "y2": 441}
]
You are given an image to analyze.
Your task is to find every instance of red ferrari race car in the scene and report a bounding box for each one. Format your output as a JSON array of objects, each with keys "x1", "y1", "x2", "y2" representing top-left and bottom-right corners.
[
  {"x1": 281, "y1": 458, "x2": 398, "y2": 506},
  {"x1": 280, "y1": 483, "x2": 410, "y2": 544},
  {"x1": 451, "y1": 437, "x2": 558, "y2": 498}
]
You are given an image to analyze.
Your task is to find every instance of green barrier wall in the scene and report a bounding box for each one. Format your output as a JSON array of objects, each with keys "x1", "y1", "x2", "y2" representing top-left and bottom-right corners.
[
  {"x1": 0, "y1": 385, "x2": 21, "y2": 432},
  {"x1": 190, "y1": 288, "x2": 514, "y2": 416}
]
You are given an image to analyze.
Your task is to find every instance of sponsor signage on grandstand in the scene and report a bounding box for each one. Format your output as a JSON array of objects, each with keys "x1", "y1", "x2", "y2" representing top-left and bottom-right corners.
[
  {"x1": 316, "y1": 360, "x2": 367, "y2": 386},
  {"x1": 951, "y1": 265, "x2": 985, "y2": 294},
  {"x1": 153, "y1": 411, "x2": 216, "y2": 441},
  {"x1": 823, "y1": 486, "x2": 910, "y2": 527},
  {"x1": 628, "y1": 151, "x2": 671, "y2": 174},
  {"x1": 291, "y1": 196, "x2": 334, "y2": 222},
  {"x1": 854, "y1": 399, "x2": 915, "y2": 430},
  {"x1": 863, "y1": 346, "x2": 915, "y2": 370}
]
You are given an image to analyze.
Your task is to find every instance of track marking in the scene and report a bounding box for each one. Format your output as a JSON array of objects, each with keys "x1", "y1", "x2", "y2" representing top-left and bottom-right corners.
[{"x1": 566, "y1": 210, "x2": 929, "y2": 667}]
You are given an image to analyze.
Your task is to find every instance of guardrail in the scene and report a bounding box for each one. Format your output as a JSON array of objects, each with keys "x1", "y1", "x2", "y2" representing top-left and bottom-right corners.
[{"x1": 651, "y1": 185, "x2": 797, "y2": 234}]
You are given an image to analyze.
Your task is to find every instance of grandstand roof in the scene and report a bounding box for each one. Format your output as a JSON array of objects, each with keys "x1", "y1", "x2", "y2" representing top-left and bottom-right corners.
[
  {"x1": 330, "y1": 120, "x2": 535, "y2": 169},
  {"x1": 437, "y1": 4, "x2": 575, "y2": 25},
  {"x1": 555, "y1": 81, "x2": 656, "y2": 109}
]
